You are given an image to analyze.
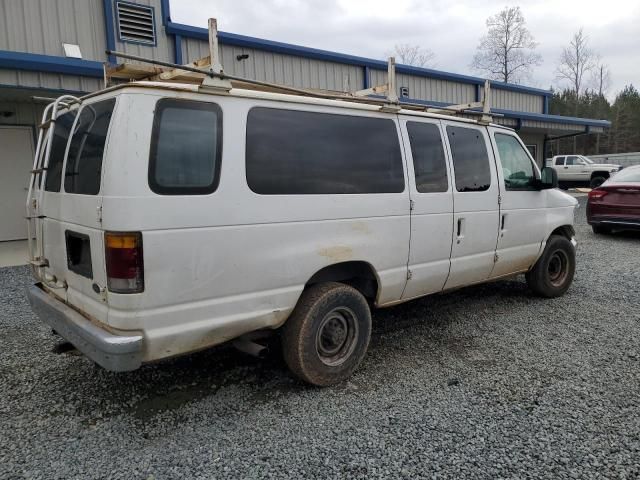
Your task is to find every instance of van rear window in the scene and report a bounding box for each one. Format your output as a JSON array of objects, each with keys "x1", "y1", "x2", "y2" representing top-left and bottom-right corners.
[
  {"x1": 44, "y1": 111, "x2": 77, "y2": 192},
  {"x1": 149, "y1": 99, "x2": 222, "y2": 195},
  {"x1": 246, "y1": 107, "x2": 404, "y2": 194},
  {"x1": 64, "y1": 99, "x2": 116, "y2": 195}
]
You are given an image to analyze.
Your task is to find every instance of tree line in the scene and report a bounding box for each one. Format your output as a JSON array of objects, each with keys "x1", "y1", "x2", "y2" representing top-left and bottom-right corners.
[
  {"x1": 549, "y1": 85, "x2": 640, "y2": 157},
  {"x1": 385, "y1": 6, "x2": 638, "y2": 156}
]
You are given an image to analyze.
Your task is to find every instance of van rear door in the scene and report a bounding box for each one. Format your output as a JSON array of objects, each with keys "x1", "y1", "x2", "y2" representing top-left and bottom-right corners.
[{"x1": 38, "y1": 98, "x2": 117, "y2": 321}]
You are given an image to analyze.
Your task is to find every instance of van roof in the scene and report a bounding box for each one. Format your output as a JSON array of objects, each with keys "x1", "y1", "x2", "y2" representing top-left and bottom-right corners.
[{"x1": 79, "y1": 81, "x2": 512, "y2": 130}]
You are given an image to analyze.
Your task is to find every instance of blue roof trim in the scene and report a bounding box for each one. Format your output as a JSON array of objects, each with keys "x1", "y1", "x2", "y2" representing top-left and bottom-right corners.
[
  {"x1": 393, "y1": 96, "x2": 610, "y2": 128},
  {"x1": 493, "y1": 108, "x2": 611, "y2": 128},
  {"x1": 165, "y1": 21, "x2": 553, "y2": 97},
  {"x1": 0, "y1": 50, "x2": 104, "y2": 78},
  {"x1": 0, "y1": 83, "x2": 88, "y2": 96}
]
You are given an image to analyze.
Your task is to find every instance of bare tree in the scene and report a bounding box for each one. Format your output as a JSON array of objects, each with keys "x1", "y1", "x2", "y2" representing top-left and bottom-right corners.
[
  {"x1": 556, "y1": 28, "x2": 596, "y2": 95},
  {"x1": 386, "y1": 44, "x2": 436, "y2": 68},
  {"x1": 590, "y1": 59, "x2": 611, "y2": 97},
  {"x1": 471, "y1": 6, "x2": 542, "y2": 84}
]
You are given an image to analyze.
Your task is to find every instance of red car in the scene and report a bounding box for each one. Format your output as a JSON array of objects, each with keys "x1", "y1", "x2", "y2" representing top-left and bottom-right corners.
[{"x1": 587, "y1": 165, "x2": 640, "y2": 234}]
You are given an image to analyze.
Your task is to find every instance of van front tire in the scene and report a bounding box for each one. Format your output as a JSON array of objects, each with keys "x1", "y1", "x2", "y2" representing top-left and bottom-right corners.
[
  {"x1": 526, "y1": 235, "x2": 576, "y2": 298},
  {"x1": 282, "y1": 282, "x2": 371, "y2": 386}
]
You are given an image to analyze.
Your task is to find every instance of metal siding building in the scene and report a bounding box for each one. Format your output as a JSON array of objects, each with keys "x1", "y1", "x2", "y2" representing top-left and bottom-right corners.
[{"x1": 0, "y1": 0, "x2": 610, "y2": 241}]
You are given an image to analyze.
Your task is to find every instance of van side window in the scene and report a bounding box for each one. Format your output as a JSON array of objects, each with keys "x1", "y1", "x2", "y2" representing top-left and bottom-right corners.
[
  {"x1": 406, "y1": 122, "x2": 448, "y2": 193},
  {"x1": 44, "y1": 111, "x2": 77, "y2": 192},
  {"x1": 555, "y1": 157, "x2": 565, "y2": 165},
  {"x1": 494, "y1": 133, "x2": 537, "y2": 190},
  {"x1": 446, "y1": 126, "x2": 491, "y2": 192},
  {"x1": 64, "y1": 99, "x2": 116, "y2": 195},
  {"x1": 149, "y1": 99, "x2": 222, "y2": 195},
  {"x1": 246, "y1": 107, "x2": 404, "y2": 194}
]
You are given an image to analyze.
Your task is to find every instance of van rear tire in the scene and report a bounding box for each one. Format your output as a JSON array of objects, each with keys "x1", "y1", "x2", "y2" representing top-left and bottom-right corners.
[
  {"x1": 525, "y1": 235, "x2": 575, "y2": 298},
  {"x1": 281, "y1": 282, "x2": 371, "y2": 386}
]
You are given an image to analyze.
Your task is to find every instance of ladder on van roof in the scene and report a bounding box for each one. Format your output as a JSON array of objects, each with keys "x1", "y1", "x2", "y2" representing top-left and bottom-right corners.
[
  {"x1": 102, "y1": 18, "x2": 495, "y2": 125},
  {"x1": 25, "y1": 94, "x2": 80, "y2": 282}
]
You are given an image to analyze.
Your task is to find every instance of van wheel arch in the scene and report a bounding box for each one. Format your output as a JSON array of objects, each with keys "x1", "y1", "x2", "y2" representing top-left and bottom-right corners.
[
  {"x1": 305, "y1": 261, "x2": 380, "y2": 304},
  {"x1": 549, "y1": 225, "x2": 575, "y2": 241}
]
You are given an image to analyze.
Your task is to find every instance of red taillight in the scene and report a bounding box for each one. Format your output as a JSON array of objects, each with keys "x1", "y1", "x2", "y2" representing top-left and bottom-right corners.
[
  {"x1": 105, "y1": 232, "x2": 144, "y2": 293},
  {"x1": 588, "y1": 189, "x2": 608, "y2": 200}
]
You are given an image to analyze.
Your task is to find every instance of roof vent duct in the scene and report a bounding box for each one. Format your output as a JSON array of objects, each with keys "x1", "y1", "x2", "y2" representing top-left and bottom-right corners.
[{"x1": 116, "y1": 1, "x2": 156, "y2": 45}]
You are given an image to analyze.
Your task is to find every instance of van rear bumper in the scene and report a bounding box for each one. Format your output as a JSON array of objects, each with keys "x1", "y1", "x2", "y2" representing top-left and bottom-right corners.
[{"x1": 27, "y1": 283, "x2": 143, "y2": 372}]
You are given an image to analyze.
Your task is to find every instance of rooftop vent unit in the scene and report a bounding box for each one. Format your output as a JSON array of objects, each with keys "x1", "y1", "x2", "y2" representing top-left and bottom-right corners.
[{"x1": 116, "y1": 1, "x2": 156, "y2": 45}]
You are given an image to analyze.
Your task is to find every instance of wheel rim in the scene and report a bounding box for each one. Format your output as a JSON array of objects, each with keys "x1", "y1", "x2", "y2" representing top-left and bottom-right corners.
[
  {"x1": 547, "y1": 249, "x2": 569, "y2": 287},
  {"x1": 316, "y1": 307, "x2": 359, "y2": 366}
]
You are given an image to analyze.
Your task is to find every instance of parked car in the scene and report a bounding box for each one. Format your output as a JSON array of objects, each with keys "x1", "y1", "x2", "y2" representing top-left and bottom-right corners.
[
  {"x1": 26, "y1": 82, "x2": 578, "y2": 386},
  {"x1": 587, "y1": 165, "x2": 640, "y2": 234},
  {"x1": 546, "y1": 155, "x2": 621, "y2": 188}
]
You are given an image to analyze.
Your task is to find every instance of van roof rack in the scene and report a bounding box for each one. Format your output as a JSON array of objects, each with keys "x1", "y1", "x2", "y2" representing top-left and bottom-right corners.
[{"x1": 104, "y1": 18, "x2": 495, "y2": 125}]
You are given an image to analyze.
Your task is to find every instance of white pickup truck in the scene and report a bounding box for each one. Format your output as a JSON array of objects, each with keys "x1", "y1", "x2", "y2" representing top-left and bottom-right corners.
[{"x1": 546, "y1": 155, "x2": 621, "y2": 188}]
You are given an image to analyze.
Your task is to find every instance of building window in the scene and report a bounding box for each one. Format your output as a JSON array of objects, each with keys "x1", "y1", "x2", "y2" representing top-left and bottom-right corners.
[
  {"x1": 246, "y1": 107, "x2": 405, "y2": 195},
  {"x1": 115, "y1": 1, "x2": 157, "y2": 46}
]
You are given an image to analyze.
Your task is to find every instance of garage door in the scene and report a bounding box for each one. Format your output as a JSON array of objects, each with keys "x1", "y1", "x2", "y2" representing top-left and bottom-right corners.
[{"x1": 0, "y1": 126, "x2": 35, "y2": 241}]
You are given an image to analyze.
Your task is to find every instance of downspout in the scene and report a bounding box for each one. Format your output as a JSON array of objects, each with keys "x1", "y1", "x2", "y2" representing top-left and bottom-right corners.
[{"x1": 102, "y1": 0, "x2": 117, "y2": 64}]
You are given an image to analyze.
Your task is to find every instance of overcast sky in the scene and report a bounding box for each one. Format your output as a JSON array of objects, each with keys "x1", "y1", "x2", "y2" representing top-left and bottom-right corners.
[{"x1": 171, "y1": 0, "x2": 639, "y2": 97}]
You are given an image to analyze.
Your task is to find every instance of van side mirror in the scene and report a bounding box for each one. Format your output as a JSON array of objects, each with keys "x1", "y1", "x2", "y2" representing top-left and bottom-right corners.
[{"x1": 539, "y1": 167, "x2": 558, "y2": 189}]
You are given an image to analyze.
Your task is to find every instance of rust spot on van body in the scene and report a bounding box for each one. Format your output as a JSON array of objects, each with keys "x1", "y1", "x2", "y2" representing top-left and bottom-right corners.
[
  {"x1": 318, "y1": 246, "x2": 353, "y2": 262},
  {"x1": 351, "y1": 221, "x2": 371, "y2": 234}
]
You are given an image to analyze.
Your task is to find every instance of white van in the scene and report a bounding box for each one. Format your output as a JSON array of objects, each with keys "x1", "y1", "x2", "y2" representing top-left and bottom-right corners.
[{"x1": 27, "y1": 82, "x2": 577, "y2": 386}]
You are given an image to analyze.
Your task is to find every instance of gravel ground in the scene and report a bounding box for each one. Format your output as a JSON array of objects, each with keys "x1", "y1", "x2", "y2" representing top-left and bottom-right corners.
[{"x1": 1, "y1": 197, "x2": 639, "y2": 479}]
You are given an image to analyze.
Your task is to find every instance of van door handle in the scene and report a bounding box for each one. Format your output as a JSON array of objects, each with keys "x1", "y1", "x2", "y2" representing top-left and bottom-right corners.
[
  {"x1": 501, "y1": 214, "x2": 506, "y2": 230},
  {"x1": 456, "y1": 217, "x2": 464, "y2": 243}
]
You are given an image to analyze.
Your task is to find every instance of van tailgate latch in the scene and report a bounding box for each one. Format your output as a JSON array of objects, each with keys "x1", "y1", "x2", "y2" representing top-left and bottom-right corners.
[{"x1": 96, "y1": 206, "x2": 102, "y2": 223}]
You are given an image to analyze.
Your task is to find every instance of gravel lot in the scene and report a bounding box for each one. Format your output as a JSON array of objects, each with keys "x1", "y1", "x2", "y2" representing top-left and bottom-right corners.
[{"x1": 1, "y1": 197, "x2": 639, "y2": 479}]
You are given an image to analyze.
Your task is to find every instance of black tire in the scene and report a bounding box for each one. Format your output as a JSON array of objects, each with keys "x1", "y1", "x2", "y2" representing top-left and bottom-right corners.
[
  {"x1": 526, "y1": 235, "x2": 576, "y2": 298},
  {"x1": 592, "y1": 225, "x2": 611, "y2": 235},
  {"x1": 590, "y1": 176, "x2": 607, "y2": 188},
  {"x1": 281, "y1": 282, "x2": 371, "y2": 386}
]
